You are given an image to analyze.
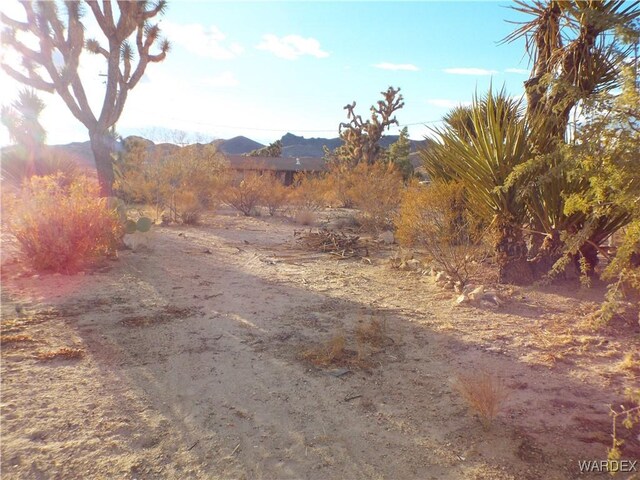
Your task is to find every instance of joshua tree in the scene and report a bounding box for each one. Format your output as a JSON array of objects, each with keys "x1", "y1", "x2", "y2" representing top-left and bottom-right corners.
[
  {"x1": 1, "y1": 1, "x2": 170, "y2": 196},
  {"x1": 246, "y1": 140, "x2": 283, "y2": 157},
  {"x1": 1, "y1": 88, "x2": 47, "y2": 160},
  {"x1": 1, "y1": 88, "x2": 47, "y2": 181},
  {"x1": 383, "y1": 126, "x2": 413, "y2": 180},
  {"x1": 337, "y1": 86, "x2": 404, "y2": 166}
]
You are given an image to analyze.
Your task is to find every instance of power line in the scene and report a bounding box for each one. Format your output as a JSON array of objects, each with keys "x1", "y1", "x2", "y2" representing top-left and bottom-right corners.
[{"x1": 135, "y1": 113, "x2": 444, "y2": 133}]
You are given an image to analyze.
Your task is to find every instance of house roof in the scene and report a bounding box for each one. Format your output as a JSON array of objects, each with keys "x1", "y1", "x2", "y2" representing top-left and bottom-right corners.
[{"x1": 225, "y1": 155, "x2": 327, "y2": 172}]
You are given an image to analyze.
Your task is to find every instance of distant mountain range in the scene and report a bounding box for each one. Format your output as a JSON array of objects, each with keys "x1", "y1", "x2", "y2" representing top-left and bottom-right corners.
[{"x1": 1, "y1": 132, "x2": 430, "y2": 171}]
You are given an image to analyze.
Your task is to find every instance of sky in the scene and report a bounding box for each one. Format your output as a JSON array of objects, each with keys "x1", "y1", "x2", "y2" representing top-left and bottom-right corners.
[{"x1": 0, "y1": 1, "x2": 534, "y2": 146}]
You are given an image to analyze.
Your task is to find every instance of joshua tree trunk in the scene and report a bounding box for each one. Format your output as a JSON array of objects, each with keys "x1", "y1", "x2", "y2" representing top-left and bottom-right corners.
[{"x1": 90, "y1": 129, "x2": 116, "y2": 197}]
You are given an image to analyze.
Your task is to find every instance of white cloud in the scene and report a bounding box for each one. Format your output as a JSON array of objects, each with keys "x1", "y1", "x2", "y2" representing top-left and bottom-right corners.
[
  {"x1": 505, "y1": 68, "x2": 529, "y2": 75},
  {"x1": 444, "y1": 67, "x2": 498, "y2": 76},
  {"x1": 198, "y1": 71, "x2": 239, "y2": 88},
  {"x1": 426, "y1": 99, "x2": 471, "y2": 109},
  {"x1": 161, "y1": 21, "x2": 243, "y2": 60},
  {"x1": 256, "y1": 34, "x2": 329, "y2": 60},
  {"x1": 373, "y1": 62, "x2": 419, "y2": 71}
]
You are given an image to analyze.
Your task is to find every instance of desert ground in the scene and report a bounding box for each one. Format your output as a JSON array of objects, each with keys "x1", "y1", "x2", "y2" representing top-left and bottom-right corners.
[{"x1": 1, "y1": 208, "x2": 639, "y2": 479}]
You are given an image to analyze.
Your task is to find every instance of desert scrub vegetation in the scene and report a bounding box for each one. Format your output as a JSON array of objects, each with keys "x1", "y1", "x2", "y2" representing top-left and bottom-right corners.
[
  {"x1": 5, "y1": 174, "x2": 122, "y2": 273},
  {"x1": 301, "y1": 316, "x2": 391, "y2": 369},
  {"x1": 290, "y1": 172, "x2": 329, "y2": 213},
  {"x1": 36, "y1": 347, "x2": 85, "y2": 361},
  {"x1": 453, "y1": 371, "x2": 510, "y2": 429},
  {"x1": 258, "y1": 171, "x2": 290, "y2": 216},
  {"x1": 115, "y1": 140, "x2": 229, "y2": 224},
  {"x1": 338, "y1": 161, "x2": 403, "y2": 232},
  {"x1": 608, "y1": 388, "x2": 640, "y2": 465},
  {"x1": 222, "y1": 171, "x2": 265, "y2": 216},
  {"x1": 396, "y1": 180, "x2": 487, "y2": 285}
]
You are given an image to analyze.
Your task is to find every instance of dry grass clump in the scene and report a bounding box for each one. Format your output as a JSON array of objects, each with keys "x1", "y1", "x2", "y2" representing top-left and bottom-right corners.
[
  {"x1": 454, "y1": 371, "x2": 510, "y2": 429},
  {"x1": 294, "y1": 210, "x2": 317, "y2": 226},
  {"x1": 355, "y1": 317, "x2": 387, "y2": 348},
  {"x1": 301, "y1": 317, "x2": 391, "y2": 369},
  {"x1": 301, "y1": 333, "x2": 353, "y2": 367},
  {"x1": 37, "y1": 347, "x2": 84, "y2": 361},
  {"x1": 618, "y1": 352, "x2": 640, "y2": 376},
  {"x1": 121, "y1": 305, "x2": 200, "y2": 327},
  {"x1": 0, "y1": 334, "x2": 35, "y2": 346}
]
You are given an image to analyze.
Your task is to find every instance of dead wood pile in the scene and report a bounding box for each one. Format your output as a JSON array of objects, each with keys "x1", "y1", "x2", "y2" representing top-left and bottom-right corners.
[{"x1": 294, "y1": 228, "x2": 369, "y2": 259}]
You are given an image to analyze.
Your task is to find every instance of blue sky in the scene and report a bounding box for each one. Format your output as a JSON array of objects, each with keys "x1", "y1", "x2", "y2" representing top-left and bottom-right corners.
[{"x1": 0, "y1": 1, "x2": 533, "y2": 146}]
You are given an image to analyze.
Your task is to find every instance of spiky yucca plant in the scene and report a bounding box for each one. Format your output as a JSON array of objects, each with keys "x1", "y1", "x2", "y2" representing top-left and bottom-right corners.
[{"x1": 421, "y1": 88, "x2": 533, "y2": 284}]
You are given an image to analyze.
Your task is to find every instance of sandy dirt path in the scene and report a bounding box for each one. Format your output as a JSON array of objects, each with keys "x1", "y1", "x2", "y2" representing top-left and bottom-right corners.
[{"x1": 2, "y1": 213, "x2": 638, "y2": 479}]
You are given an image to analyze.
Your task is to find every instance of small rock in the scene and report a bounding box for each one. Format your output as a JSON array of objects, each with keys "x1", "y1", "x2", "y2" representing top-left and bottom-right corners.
[
  {"x1": 480, "y1": 292, "x2": 503, "y2": 307},
  {"x1": 462, "y1": 284, "x2": 476, "y2": 295},
  {"x1": 435, "y1": 271, "x2": 449, "y2": 283},
  {"x1": 378, "y1": 230, "x2": 395, "y2": 244},
  {"x1": 406, "y1": 259, "x2": 421, "y2": 270},
  {"x1": 455, "y1": 294, "x2": 468, "y2": 305},
  {"x1": 467, "y1": 286, "x2": 485, "y2": 301}
]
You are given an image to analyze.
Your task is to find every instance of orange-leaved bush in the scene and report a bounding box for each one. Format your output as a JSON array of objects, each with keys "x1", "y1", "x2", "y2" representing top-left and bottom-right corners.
[
  {"x1": 348, "y1": 161, "x2": 403, "y2": 232},
  {"x1": 291, "y1": 172, "x2": 329, "y2": 212},
  {"x1": 396, "y1": 180, "x2": 487, "y2": 284},
  {"x1": 7, "y1": 174, "x2": 123, "y2": 273}
]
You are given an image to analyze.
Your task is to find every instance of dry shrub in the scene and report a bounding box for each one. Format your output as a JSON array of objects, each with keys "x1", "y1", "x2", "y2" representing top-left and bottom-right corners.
[
  {"x1": 116, "y1": 142, "x2": 228, "y2": 223},
  {"x1": 355, "y1": 317, "x2": 390, "y2": 365},
  {"x1": 174, "y1": 190, "x2": 202, "y2": 225},
  {"x1": 355, "y1": 317, "x2": 387, "y2": 348},
  {"x1": 302, "y1": 318, "x2": 391, "y2": 369},
  {"x1": 396, "y1": 180, "x2": 487, "y2": 285},
  {"x1": 0, "y1": 334, "x2": 35, "y2": 346},
  {"x1": 608, "y1": 388, "x2": 640, "y2": 464},
  {"x1": 37, "y1": 347, "x2": 84, "y2": 361},
  {"x1": 291, "y1": 172, "x2": 328, "y2": 213},
  {"x1": 618, "y1": 352, "x2": 640, "y2": 376},
  {"x1": 301, "y1": 334, "x2": 351, "y2": 367},
  {"x1": 7, "y1": 174, "x2": 122, "y2": 273},
  {"x1": 348, "y1": 162, "x2": 403, "y2": 232},
  {"x1": 294, "y1": 210, "x2": 317, "y2": 225},
  {"x1": 454, "y1": 371, "x2": 509, "y2": 429},
  {"x1": 323, "y1": 162, "x2": 358, "y2": 208},
  {"x1": 223, "y1": 171, "x2": 264, "y2": 216},
  {"x1": 259, "y1": 171, "x2": 290, "y2": 215}
]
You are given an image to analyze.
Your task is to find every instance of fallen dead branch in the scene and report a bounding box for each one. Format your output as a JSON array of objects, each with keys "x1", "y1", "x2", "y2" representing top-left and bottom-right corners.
[{"x1": 294, "y1": 228, "x2": 369, "y2": 259}]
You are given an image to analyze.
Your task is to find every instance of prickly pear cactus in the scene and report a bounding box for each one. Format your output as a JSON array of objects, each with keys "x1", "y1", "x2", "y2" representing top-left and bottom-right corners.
[
  {"x1": 136, "y1": 217, "x2": 152, "y2": 233},
  {"x1": 125, "y1": 219, "x2": 138, "y2": 234}
]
